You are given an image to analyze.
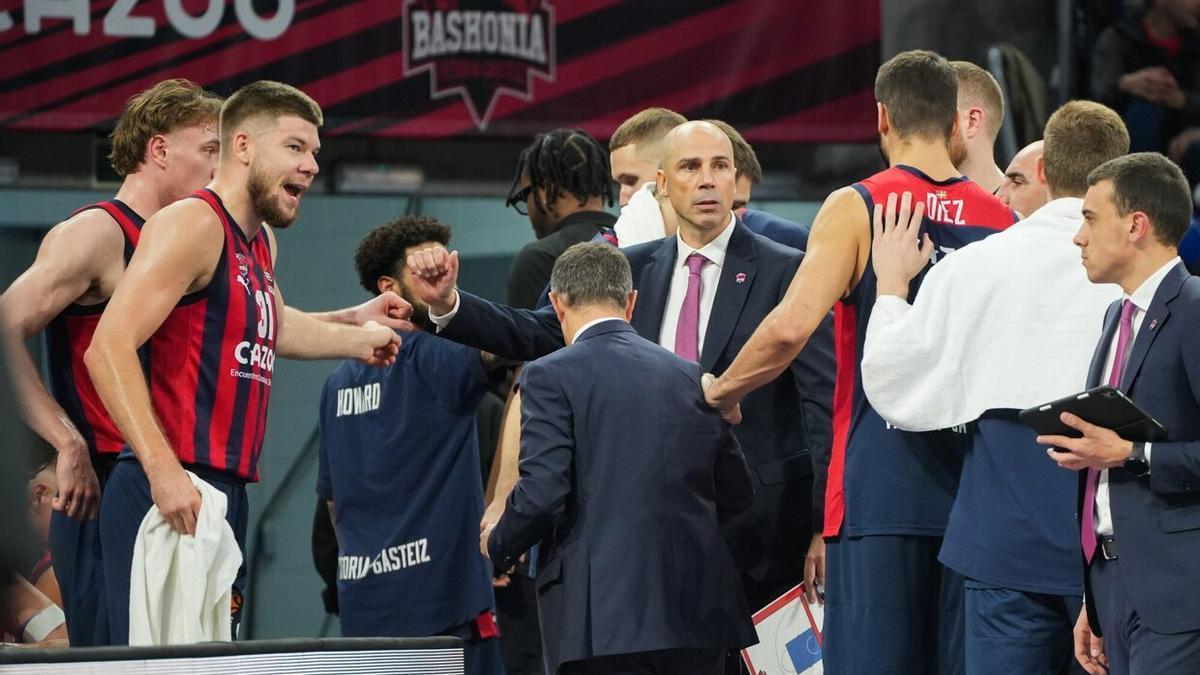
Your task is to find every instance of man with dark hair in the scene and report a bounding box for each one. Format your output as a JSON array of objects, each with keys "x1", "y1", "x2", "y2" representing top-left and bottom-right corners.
[
  {"x1": 0, "y1": 78, "x2": 222, "y2": 647},
  {"x1": 505, "y1": 128, "x2": 615, "y2": 310},
  {"x1": 862, "y1": 100, "x2": 1129, "y2": 674},
  {"x1": 1090, "y1": 0, "x2": 1200, "y2": 186},
  {"x1": 485, "y1": 242, "x2": 756, "y2": 675},
  {"x1": 1040, "y1": 152, "x2": 1200, "y2": 675},
  {"x1": 84, "y1": 80, "x2": 410, "y2": 645},
  {"x1": 951, "y1": 61, "x2": 1006, "y2": 193},
  {"x1": 318, "y1": 216, "x2": 502, "y2": 674},
  {"x1": 703, "y1": 50, "x2": 1018, "y2": 674}
]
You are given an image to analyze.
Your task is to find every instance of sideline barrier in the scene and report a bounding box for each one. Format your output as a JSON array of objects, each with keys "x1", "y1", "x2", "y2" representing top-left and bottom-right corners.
[{"x1": 0, "y1": 636, "x2": 463, "y2": 674}]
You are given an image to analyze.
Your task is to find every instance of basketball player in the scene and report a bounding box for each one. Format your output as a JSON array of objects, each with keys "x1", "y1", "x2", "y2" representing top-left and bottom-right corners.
[
  {"x1": 0, "y1": 79, "x2": 221, "y2": 646},
  {"x1": 703, "y1": 51, "x2": 1018, "y2": 674},
  {"x1": 83, "y1": 80, "x2": 407, "y2": 645}
]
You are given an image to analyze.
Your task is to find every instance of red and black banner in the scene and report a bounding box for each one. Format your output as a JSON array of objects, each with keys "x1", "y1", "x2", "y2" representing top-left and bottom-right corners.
[{"x1": 0, "y1": 0, "x2": 880, "y2": 142}]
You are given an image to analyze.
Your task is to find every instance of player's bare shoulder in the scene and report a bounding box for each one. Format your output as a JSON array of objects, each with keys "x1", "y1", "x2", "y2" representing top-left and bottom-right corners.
[
  {"x1": 133, "y1": 197, "x2": 226, "y2": 293},
  {"x1": 40, "y1": 207, "x2": 129, "y2": 305}
]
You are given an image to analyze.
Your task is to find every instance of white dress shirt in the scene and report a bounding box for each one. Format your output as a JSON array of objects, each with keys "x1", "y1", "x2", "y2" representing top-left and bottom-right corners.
[
  {"x1": 571, "y1": 317, "x2": 625, "y2": 344},
  {"x1": 1094, "y1": 256, "x2": 1181, "y2": 537},
  {"x1": 657, "y1": 214, "x2": 736, "y2": 357}
]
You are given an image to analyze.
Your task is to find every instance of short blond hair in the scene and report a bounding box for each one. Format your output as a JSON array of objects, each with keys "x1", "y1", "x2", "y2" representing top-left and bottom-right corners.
[
  {"x1": 1043, "y1": 100, "x2": 1129, "y2": 196},
  {"x1": 951, "y1": 61, "x2": 1004, "y2": 141},
  {"x1": 108, "y1": 79, "x2": 222, "y2": 177},
  {"x1": 609, "y1": 107, "x2": 686, "y2": 152},
  {"x1": 219, "y1": 80, "x2": 323, "y2": 147}
]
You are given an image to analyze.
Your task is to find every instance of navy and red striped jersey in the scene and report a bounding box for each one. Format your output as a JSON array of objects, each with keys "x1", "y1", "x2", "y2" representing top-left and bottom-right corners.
[
  {"x1": 45, "y1": 199, "x2": 143, "y2": 456},
  {"x1": 145, "y1": 188, "x2": 276, "y2": 482},
  {"x1": 824, "y1": 165, "x2": 1018, "y2": 538}
]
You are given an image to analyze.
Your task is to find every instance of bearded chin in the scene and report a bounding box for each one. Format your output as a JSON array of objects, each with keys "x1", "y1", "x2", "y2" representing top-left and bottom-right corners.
[{"x1": 248, "y1": 166, "x2": 298, "y2": 229}]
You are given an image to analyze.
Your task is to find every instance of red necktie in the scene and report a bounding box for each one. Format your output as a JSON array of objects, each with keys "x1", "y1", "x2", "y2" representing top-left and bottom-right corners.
[{"x1": 1081, "y1": 298, "x2": 1137, "y2": 563}]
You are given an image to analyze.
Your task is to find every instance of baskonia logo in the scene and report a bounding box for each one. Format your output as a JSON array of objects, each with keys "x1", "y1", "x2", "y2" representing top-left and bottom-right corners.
[{"x1": 402, "y1": 0, "x2": 556, "y2": 130}]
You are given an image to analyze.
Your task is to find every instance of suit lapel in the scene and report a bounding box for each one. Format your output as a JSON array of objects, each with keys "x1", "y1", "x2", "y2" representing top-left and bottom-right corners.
[
  {"x1": 700, "y1": 222, "x2": 758, "y2": 372},
  {"x1": 1087, "y1": 301, "x2": 1121, "y2": 388},
  {"x1": 1120, "y1": 263, "x2": 1187, "y2": 391},
  {"x1": 630, "y1": 237, "x2": 676, "y2": 341}
]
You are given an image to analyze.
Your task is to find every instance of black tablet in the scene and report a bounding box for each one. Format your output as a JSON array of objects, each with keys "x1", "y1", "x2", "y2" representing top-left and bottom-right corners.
[{"x1": 1019, "y1": 386, "x2": 1168, "y2": 442}]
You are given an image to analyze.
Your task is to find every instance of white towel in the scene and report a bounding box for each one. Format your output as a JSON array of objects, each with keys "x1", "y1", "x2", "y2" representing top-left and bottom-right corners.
[
  {"x1": 613, "y1": 182, "x2": 668, "y2": 247},
  {"x1": 128, "y1": 471, "x2": 242, "y2": 646},
  {"x1": 861, "y1": 198, "x2": 1122, "y2": 432}
]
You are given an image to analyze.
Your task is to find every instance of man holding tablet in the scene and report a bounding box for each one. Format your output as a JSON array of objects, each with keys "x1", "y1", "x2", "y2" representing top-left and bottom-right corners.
[{"x1": 1040, "y1": 152, "x2": 1200, "y2": 675}]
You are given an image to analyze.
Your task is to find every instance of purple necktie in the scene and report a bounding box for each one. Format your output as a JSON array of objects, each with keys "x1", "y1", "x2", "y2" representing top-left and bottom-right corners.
[
  {"x1": 674, "y1": 253, "x2": 708, "y2": 361},
  {"x1": 1081, "y1": 298, "x2": 1137, "y2": 563}
]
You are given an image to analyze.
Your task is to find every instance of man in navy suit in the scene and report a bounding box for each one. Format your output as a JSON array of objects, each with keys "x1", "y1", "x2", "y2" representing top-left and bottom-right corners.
[
  {"x1": 1040, "y1": 152, "x2": 1200, "y2": 675},
  {"x1": 484, "y1": 242, "x2": 757, "y2": 674},
  {"x1": 410, "y1": 122, "x2": 835, "y2": 616}
]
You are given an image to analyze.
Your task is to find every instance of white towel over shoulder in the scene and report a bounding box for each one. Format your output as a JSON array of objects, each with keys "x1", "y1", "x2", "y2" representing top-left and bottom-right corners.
[
  {"x1": 128, "y1": 471, "x2": 242, "y2": 646},
  {"x1": 861, "y1": 198, "x2": 1122, "y2": 432},
  {"x1": 613, "y1": 182, "x2": 668, "y2": 247}
]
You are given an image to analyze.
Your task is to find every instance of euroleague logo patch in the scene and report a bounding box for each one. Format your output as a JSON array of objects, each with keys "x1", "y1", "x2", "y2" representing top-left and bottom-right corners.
[{"x1": 402, "y1": 0, "x2": 556, "y2": 130}]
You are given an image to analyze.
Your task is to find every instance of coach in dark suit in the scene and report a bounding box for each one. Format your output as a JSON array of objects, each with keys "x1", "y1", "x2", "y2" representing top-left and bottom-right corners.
[
  {"x1": 484, "y1": 242, "x2": 757, "y2": 674},
  {"x1": 1040, "y1": 153, "x2": 1200, "y2": 675},
  {"x1": 413, "y1": 122, "x2": 835, "y2": 614}
]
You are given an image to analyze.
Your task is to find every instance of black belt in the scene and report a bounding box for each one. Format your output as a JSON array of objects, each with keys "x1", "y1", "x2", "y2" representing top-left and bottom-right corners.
[{"x1": 1098, "y1": 534, "x2": 1117, "y2": 561}]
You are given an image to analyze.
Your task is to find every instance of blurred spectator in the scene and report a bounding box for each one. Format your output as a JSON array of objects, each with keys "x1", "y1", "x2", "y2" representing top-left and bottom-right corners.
[
  {"x1": 1090, "y1": 0, "x2": 1200, "y2": 186},
  {"x1": 23, "y1": 437, "x2": 62, "y2": 609},
  {"x1": 504, "y1": 129, "x2": 615, "y2": 310},
  {"x1": 318, "y1": 216, "x2": 503, "y2": 674}
]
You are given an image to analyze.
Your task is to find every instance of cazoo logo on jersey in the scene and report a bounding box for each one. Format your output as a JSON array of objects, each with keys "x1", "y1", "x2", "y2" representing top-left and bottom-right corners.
[{"x1": 402, "y1": 0, "x2": 556, "y2": 130}]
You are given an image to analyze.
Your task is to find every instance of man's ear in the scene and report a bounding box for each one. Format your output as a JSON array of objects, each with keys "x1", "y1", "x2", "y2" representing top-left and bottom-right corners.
[
  {"x1": 1036, "y1": 155, "x2": 1047, "y2": 186},
  {"x1": 376, "y1": 276, "x2": 399, "y2": 296},
  {"x1": 877, "y1": 102, "x2": 889, "y2": 136},
  {"x1": 966, "y1": 107, "x2": 984, "y2": 139},
  {"x1": 549, "y1": 291, "x2": 568, "y2": 325},
  {"x1": 656, "y1": 169, "x2": 668, "y2": 199},
  {"x1": 147, "y1": 134, "x2": 169, "y2": 170},
  {"x1": 624, "y1": 290, "x2": 638, "y2": 321},
  {"x1": 1129, "y1": 211, "x2": 1154, "y2": 244}
]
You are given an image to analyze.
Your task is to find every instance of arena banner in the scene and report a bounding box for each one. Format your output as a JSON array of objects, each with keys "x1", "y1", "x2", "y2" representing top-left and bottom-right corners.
[{"x1": 0, "y1": 0, "x2": 880, "y2": 142}]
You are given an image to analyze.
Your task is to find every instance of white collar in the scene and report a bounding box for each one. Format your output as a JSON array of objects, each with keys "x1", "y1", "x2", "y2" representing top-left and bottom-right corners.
[
  {"x1": 674, "y1": 213, "x2": 735, "y2": 269},
  {"x1": 1127, "y1": 257, "x2": 1182, "y2": 312},
  {"x1": 571, "y1": 317, "x2": 625, "y2": 344}
]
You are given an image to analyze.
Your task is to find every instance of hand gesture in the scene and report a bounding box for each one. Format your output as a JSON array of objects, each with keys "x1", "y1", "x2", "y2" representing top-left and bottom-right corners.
[
  {"x1": 872, "y1": 191, "x2": 932, "y2": 298},
  {"x1": 406, "y1": 247, "x2": 460, "y2": 316},
  {"x1": 355, "y1": 320, "x2": 400, "y2": 367},
  {"x1": 147, "y1": 461, "x2": 202, "y2": 535},
  {"x1": 52, "y1": 429, "x2": 100, "y2": 521},
  {"x1": 353, "y1": 291, "x2": 414, "y2": 332},
  {"x1": 1040, "y1": 412, "x2": 1132, "y2": 471}
]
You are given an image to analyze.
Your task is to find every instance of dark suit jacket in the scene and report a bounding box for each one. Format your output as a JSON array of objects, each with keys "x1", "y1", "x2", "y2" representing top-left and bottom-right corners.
[
  {"x1": 507, "y1": 210, "x2": 618, "y2": 309},
  {"x1": 442, "y1": 220, "x2": 835, "y2": 602},
  {"x1": 740, "y1": 207, "x2": 810, "y2": 252},
  {"x1": 488, "y1": 321, "x2": 757, "y2": 672},
  {"x1": 1080, "y1": 262, "x2": 1200, "y2": 635}
]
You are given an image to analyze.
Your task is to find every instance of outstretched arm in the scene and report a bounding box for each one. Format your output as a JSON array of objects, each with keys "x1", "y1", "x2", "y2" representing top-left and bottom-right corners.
[
  {"x1": 0, "y1": 212, "x2": 124, "y2": 520},
  {"x1": 706, "y1": 187, "x2": 868, "y2": 416},
  {"x1": 408, "y1": 246, "x2": 565, "y2": 360},
  {"x1": 261, "y1": 226, "x2": 404, "y2": 365}
]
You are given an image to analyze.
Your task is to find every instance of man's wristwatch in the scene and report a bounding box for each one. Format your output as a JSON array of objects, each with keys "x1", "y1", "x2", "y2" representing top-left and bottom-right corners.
[{"x1": 1124, "y1": 441, "x2": 1150, "y2": 478}]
